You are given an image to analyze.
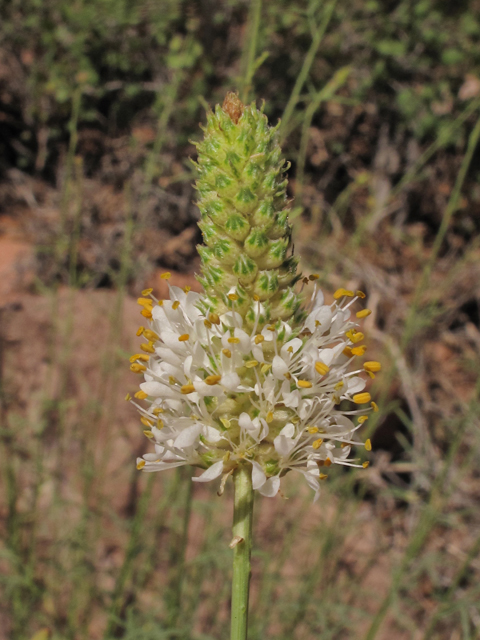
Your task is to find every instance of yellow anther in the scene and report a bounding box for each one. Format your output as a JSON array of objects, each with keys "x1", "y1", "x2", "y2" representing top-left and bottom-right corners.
[
  {"x1": 307, "y1": 426, "x2": 319, "y2": 434},
  {"x1": 125, "y1": 393, "x2": 132, "y2": 401},
  {"x1": 341, "y1": 442, "x2": 349, "y2": 448},
  {"x1": 371, "y1": 401, "x2": 379, "y2": 412},
  {"x1": 228, "y1": 293, "x2": 239, "y2": 301},
  {"x1": 136, "y1": 326, "x2": 144, "y2": 336},
  {"x1": 209, "y1": 313, "x2": 221, "y2": 325},
  {"x1": 324, "y1": 459, "x2": 332, "y2": 467},
  {"x1": 181, "y1": 384, "x2": 195, "y2": 394},
  {"x1": 129, "y1": 353, "x2": 143, "y2": 363},
  {"x1": 284, "y1": 372, "x2": 292, "y2": 380},
  {"x1": 343, "y1": 346, "x2": 353, "y2": 358},
  {"x1": 227, "y1": 337, "x2": 240, "y2": 344},
  {"x1": 346, "y1": 330, "x2": 364, "y2": 344},
  {"x1": 141, "y1": 416, "x2": 153, "y2": 427},
  {"x1": 178, "y1": 334, "x2": 190, "y2": 342},
  {"x1": 141, "y1": 288, "x2": 153, "y2": 296},
  {"x1": 130, "y1": 363, "x2": 146, "y2": 373},
  {"x1": 222, "y1": 348, "x2": 232, "y2": 358},
  {"x1": 160, "y1": 272, "x2": 171, "y2": 280},
  {"x1": 333, "y1": 288, "x2": 354, "y2": 299},
  {"x1": 351, "y1": 345, "x2": 367, "y2": 356},
  {"x1": 253, "y1": 294, "x2": 260, "y2": 301},
  {"x1": 266, "y1": 411, "x2": 274, "y2": 423},
  {"x1": 143, "y1": 329, "x2": 159, "y2": 342},
  {"x1": 353, "y1": 392, "x2": 371, "y2": 404},
  {"x1": 172, "y1": 301, "x2": 180, "y2": 310},
  {"x1": 315, "y1": 361, "x2": 330, "y2": 376},
  {"x1": 287, "y1": 346, "x2": 293, "y2": 352},
  {"x1": 205, "y1": 375, "x2": 222, "y2": 385},
  {"x1": 245, "y1": 360, "x2": 258, "y2": 368},
  {"x1": 266, "y1": 324, "x2": 276, "y2": 331},
  {"x1": 334, "y1": 381, "x2": 344, "y2": 391},
  {"x1": 365, "y1": 439, "x2": 372, "y2": 451},
  {"x1": 204, "y1": 319, "x2": 212, "y2": 328},
  {"x1": 152, "y1": 407, "x2": 164, "y2": 415},
  {"x1": 291, "y1": 416, "x2": 300, "y2": 424},
  {"x1": 156, "y1": 419, "x2": 164, "y2": 429},
  {"x1": 183, "y1": 285, "x2": 191, "y2": 293},
  {"x1": 157, "y1": 299, "x2": 164, "y2": 306},
  {"x1": 356, "y1": 309, "x2": 372, "y2": 319},
  {"x1": 356, "y1": 290, "x2": 366, "y2": 299},
  {"x1": 220, "y1": 417, "x2": 231, "y2": 429},
  {"x1": 135, "y1": 391, "x2": 148, "y2": 400},
  {"x1": 309, "y1": 274, "x2": 319, "y2": 281},
  {"x1": 254, "y1": 334, "x2": 264, "y2": 344},
  {"x1": 358, "y1": 415, "x2": 369, "y2": 424},
  {"x1": 297, "y1": 380, "x2": 313, "y2": 389},
  {"x1": 315, "y1": 320, "x2": 320, "y2": 327},
  {"x1": 135, "y1": 353, "x2": 150, "y2": 362},
  {"x1": 137, "y1": 297, "x2": 153, "y2": 306},
  {"x1": 312, "y1": 438, "x2": 323, "y2": 450},
  {"x1": 362, "y1": 461, "x2": 370, "y2": 468},
  {"x1": 137, "y1": 459, "x2": 146, "y2": 470},
  {"x1": 141, "y1": 342, "x2": 155, "y2": 354},
  {"x1": 319, "y1": 473, "x2": 328, "y2": 480},
  {"x1": 143, "y1": 430, "x2": 154, "y2": 438},
  {"x1": 141, "y1": 309, "x2": 153, "y2": 319},
  {"x1": 261, "y1": 363, "x2": 272, "y2": 374},
  {"x1": 364, "y1": 361, "x2": 381, "y2": 373},
  {"x1": 366, "y1": 371, "x2": 376, "y2": 379},
  {"x1": 169, "y1": 376, "x2": 177, "y2": 385}
]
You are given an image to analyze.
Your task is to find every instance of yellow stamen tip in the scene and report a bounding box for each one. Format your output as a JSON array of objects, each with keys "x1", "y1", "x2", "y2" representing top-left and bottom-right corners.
[
  {"x1": 315, "y1": 361, "x2": 330, "y2": 376},
  {"x1": 309, "y1": 274, "x2": 319, "y2": 281},
  {"x1": 266, "y1": 411, "x2": 274, "y2": 423},
  {"x1": 209, "y1": 313, "x2": 221, "y2": 325},
  {"x1": 312, "y1": 438, "x2": 323, "y2": 450},
  {"x1": 180, "y1": 384, "x2": 195, "y2": 395},
  {"x1": 143, "y1": 329, "x2": 159, "y2": 342},
  {"x1": 351, "y1": 345, "x2": 367, "y2": 356},
  {"x1": 254, "y1": 334, "x2": 264, "y2": 344},
  {"x1": 134, "y1": 391, "x2": 148, "y2": 400},
  {"x1": 358, "y1": 415, "x2": 369, "y2": 424},
  {"x1": 130, "y1": 363, "x2": 146, "y2": 373},
  {"x1": 307, "y1": 426, "x2": 319, "y2": 434},
  {"x1": 137, "y1": 297, "x2": 152, "y2": 306},
  {"x1": 365, "y1": 439, "x2": 372, "y2": 451},
  {"x1": 222, "y1": 348, "x2": 232, "y2": 358},
  {"x1": 319, "y1": 473, "x2": 328, "y2": 480},
  {"x1": 136, "y1": 326, "x2": 144, "y2": 337},
  {"x1": 137, "y1": 459, "x2": 146, "y2": 470},
  {"x1": 228, "y1": 293, "x2": 239, "y2": 301},
  {"x1": 204, "y1": 319, "x2": 212, "y2": 328},
  {"x1": 160, "y1": 272, "x2": 171, "y2": 280},
  {"x1": 253, "y1": 294, "x2": 260, "y2": 301},
  {"x1": 297, "y1": 380, "x2": 313, "y2": 389},
  {"x1": 140, "y1": 343, "x2": 155, "y2": 354},
  {"x1": 266, "y1": 324, "x2": 276, "y2": 331},
  {"x1": 245, "y1": 360, "x2": 259, "y2": 369},
  {"x1": 143, "y1": 430, "x2": 154, "y2": 438},
  {"x1": 125, "y1": 393, "x2": 131, "y2": 401},
  {"x1": 333, "y1": 288, "x2": 354, "y2": 300},
  {"x1": 183, "y1": 285, "x2": 191, "y2": 293},
  {"x1": 140, "y1": 309, "x2": 153, "y2": 319},
  {"x1": 356, "y1": 290, "x2": 366, "y2": 299},
  {"x1": 353, "y1": 392, "x2": 371, "y2": 404},
  {"x1": 141, "y1": 288, "x2": 153, "y2": 296},
  {"x1": 364, "y1": 361, "x2": 381, "y2": 373},
  {"x1": 228, "y1": 337, "x2": 240, "y2": 344},
  {"x1": 362, "y1": 461, "x2": 370, "y2": 468},
  {"x1": 140, "y1": 416, "x2": 153, "y2": 427},
  {"x1": 172, "y1": 301, "x2": 180, "y2": 310},
  {"x1": 356, "y1": 309, "x2": 372, "y2": 318},
  {"x1": 371, "y1": 401, "x2": 379, "y2": 412},
  {"x1": 205, "y1": 375, "x2": 222, "y2": 385},
  {"x1": 178, "y1": 334, "x2": 190, "y2": 342}
]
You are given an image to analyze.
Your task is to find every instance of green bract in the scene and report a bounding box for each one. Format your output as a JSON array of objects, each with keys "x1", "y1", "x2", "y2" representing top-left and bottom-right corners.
[{"x1": 194, "y1": 93, "x2": 303, "y2": 328}]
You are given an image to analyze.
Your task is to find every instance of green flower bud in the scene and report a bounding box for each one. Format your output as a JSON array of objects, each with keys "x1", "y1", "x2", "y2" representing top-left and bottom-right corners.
[{"x1": 195, "y1": 92, "x2": 301, "y2": 323}]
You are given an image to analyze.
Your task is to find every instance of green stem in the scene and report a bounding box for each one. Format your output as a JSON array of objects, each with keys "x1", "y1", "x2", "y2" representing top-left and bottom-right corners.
[{"x1": 230, "y1": 465, "x2": 254, "y2": 640}]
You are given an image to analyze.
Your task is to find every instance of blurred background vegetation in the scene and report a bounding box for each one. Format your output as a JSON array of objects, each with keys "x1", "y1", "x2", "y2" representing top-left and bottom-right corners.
[{"x1": 1, "y1": 0, "x2": 480, "y2": 639}]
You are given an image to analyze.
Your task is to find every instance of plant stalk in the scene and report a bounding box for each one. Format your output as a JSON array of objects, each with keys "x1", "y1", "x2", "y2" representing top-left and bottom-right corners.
[{"x1": 230, "y1": 465, "x2": 254, "y2": 640}]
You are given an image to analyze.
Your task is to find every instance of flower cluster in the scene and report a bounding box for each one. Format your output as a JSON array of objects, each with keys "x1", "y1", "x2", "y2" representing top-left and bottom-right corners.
[{"x1": 128, "y1": 278, "x2": 379, "y2": 500}]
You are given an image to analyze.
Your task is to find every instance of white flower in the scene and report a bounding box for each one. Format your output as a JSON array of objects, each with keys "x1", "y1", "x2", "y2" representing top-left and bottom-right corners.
[{"x1": 130, "y1": 282, "x2": 378, "y2": 500}]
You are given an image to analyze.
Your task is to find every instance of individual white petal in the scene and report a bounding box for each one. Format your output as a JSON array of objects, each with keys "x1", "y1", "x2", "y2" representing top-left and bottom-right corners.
[
  {"x1": 272, "y1": 355, "x2": 289, "y2": 379},
  {"x1": 252, "y1": 345, "x2": 265, "y2": 363},
  {"x1": 251, "y1": 461, "x2": 267, "y2": 490},
  {"x1": 274, "y1": 434, "x2": 295, "y2": 457},
  {"x1": 192, "y1": 460, "x2": 224, "y2": 483},
  {"x1": 173, "y1": 424, "x2": 202, "y2": 448},
  {"x1": 140, "y1": 381, "x2": 178, "y2": 398},
  {"x1": 312, "y1": 289, "x2": 325, "y2": 309},
  {"x1": 347, "y1": 376, "x2": 365, "y2": 394},
  {"x1": 280, "y1": 422, "x2": 295, "y2": 438},
  {"x1": 239, "y1": 413, "x2": 255, "y2": 431},
  {"x1": 234, "y1": 328, "x2": 252, "y2": 353},
  {"x1": 202, "y1": 426, "x2": 223, "y2": 442},
  {"x1": 221, "y1": 372, "x2": 241, "y2": 391},
  {"x1": 154, "y1": 347, "x2": 183, "y2": 366},
  {"x1": 220, "y1": 311, "x2": 243, "y2": 327},
  {"x1": 280, "y1": 338, "x2": 303, "y2": 360},
  {"x1": 258, "y1": 476, "x2": 280, "y2": 497}
]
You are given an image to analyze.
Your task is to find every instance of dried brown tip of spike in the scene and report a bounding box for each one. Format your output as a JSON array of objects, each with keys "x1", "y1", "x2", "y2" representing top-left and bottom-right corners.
[{"x1": 222, "y1": 92, "x2": 244, "y2": 124}]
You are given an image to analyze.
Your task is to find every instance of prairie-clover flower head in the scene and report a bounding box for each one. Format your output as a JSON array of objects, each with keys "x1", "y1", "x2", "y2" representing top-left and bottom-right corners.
[{"x1": 128, "y1": 94, "x2": 379, "y2": 500}]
